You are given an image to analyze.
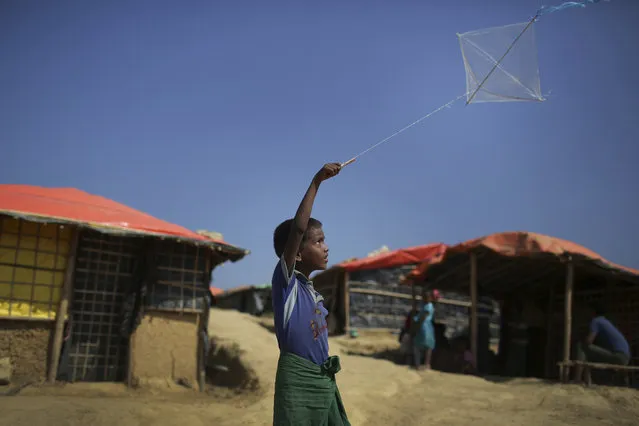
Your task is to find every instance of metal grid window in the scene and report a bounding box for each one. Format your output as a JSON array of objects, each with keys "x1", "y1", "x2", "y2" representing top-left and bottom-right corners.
[
  {"x1": 147, "y1": 240, "x2": 208, "y2": 312},
  {"x1": 67, "y1": 231, "x2": 142, "y2": 382},
  {"x1": 0, "y1": 216, "x2": 72, "y2": 319}
]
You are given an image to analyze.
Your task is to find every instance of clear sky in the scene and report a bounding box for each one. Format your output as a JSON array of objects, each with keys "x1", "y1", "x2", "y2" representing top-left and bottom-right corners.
[{"x1": 2, "y1": 0, "x2": 638, "y2": 289}]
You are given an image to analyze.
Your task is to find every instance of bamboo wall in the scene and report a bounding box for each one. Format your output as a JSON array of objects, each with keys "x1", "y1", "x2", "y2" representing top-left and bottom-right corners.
[
  {"x1": 313, "y1": 265, "x2": 500, "y2": 340},
  {"x1": 0, "y1": 217, "x2": 73, "y2": 319},
  {"x1": 0, "y1": 217, "x2": 74, "y2": 384}
]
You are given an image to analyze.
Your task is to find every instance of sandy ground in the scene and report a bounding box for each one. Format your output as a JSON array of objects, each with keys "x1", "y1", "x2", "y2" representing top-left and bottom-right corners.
[{"x1": 1, "y1": 308, "x2": 638, "y2": 426}]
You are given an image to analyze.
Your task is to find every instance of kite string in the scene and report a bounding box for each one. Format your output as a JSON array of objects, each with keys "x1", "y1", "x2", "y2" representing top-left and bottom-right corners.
[
  {"x1": 537, "y1": 0, "x2": 605, "y2": 16},
  {"x1": 341, "y1": 92, "x2": 468, "y2": 167}
]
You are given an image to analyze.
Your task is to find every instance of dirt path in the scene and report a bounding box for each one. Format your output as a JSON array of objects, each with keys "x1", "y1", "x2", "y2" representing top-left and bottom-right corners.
[{"x1": 1, "y1": 309, "x2": 637, "y2": 426}]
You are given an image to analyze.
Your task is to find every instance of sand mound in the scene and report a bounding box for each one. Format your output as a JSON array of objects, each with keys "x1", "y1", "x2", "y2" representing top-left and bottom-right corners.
[{"x1": 207, "y1": 309, "x2": 278, "y2": 397}]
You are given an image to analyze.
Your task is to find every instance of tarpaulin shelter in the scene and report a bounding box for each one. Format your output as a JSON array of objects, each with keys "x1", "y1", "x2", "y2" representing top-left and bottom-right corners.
[
  {"x1": 215, "y1": 284, "x2": 272, "y2": 316},
  {"x1": 312, "y1": 243, "x2": 464, "y2": 334},
  {"x1": 210, "y1": 287, "x2": 224, "y2": 297},
  {"x1": 0, "y1": 185, "x2": 248, "y2": 388},
  {"x1": 209, "y1": 286, "x2": 224, "y2": 306},
  {"x1": 405, "y1": 231, "x2": 639, "y2": 382}
]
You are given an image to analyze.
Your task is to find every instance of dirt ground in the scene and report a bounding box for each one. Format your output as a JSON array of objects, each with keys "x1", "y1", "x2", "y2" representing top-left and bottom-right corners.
[{"x1": 1, "y1": 308, "x2": 638, "y2": 426}]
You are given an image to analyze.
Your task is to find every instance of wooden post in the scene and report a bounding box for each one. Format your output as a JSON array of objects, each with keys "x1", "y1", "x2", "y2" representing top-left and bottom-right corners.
[
  {"x1": 127, "y1": 329, "x2": 137, "y2": 387},
  {"x1": 196, "y1": 313, "x2": 203, "y2": 391},
  {"x1": 198, "y1": 252, "x2": 212, "y2": 392},
  {"x1": 47, "y1": 228, "x2": 80, "y2": 383},
  {"x1": 544, "y1": 283, "x2": 555, "y2": 379},
  {"x1": 562, "y1": 260, "x2": 574, "y2": 382},
  {"x1": 128, "y1": 244, "x2": 153, "y2": 388},
  {"x1": 469, "y1": 252, "x2": 478, "y2": 370},
  {"x1": 343, "y1": 272, "x2": 350, "y2": 334}
]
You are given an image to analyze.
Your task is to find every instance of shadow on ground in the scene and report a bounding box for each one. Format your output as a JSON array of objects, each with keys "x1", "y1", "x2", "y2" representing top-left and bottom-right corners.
[
  {"x1": 340, "y1": 344, "x2": 561, "y2": 386},
  {"x1": 255, "y1": 320, "x2": 276, "y2": 335},
  {"x1": 205, "y1": 340, "x2": 261, "y2": 395},
  {"x1": 342, "y1": 347, "x2": 403, "y2": 364}
]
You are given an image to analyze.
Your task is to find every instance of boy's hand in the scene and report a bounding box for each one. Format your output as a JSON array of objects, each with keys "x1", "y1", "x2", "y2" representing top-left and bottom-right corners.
[{"x1": 314, "y1": 163, "x2": 341, "y2": 184}]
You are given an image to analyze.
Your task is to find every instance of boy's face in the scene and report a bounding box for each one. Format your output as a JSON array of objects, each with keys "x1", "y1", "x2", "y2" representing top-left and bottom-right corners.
[{"x1": 297, "y1": 226, "x2": 329, "y2": 271}]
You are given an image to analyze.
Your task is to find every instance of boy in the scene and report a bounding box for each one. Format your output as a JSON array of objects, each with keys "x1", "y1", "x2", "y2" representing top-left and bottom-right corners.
[{"x1": 271, "y1": 163, "x2": 350, "y2": 426}]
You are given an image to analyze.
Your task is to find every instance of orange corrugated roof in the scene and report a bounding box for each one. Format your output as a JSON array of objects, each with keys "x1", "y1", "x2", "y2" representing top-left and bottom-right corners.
[
  {"x1": 406, "y1": 231, "x2": 639, "y2": 283},
  {"x1": 0, "y1": 184, "x2": 248, "y2": 257},
  {"x1": 339, "y1": 243, "x2": 447, "y2": 272},
  {"x1": 210, "y1": 287, "x2": 224, "y2": 297},
  {"x1": 218, "y1": 285, "x2": 258, "y2": 297}
]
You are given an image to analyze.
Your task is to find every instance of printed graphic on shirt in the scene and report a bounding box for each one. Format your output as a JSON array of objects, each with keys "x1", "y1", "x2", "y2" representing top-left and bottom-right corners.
[{"x1": 311, "y1": 305, "x2": 328, "y2": 340}]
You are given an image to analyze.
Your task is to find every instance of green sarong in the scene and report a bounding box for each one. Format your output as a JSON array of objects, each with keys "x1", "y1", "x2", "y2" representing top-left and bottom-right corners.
[{"x1": 273, "y1": 353, "x2": 350, "y2": 426}]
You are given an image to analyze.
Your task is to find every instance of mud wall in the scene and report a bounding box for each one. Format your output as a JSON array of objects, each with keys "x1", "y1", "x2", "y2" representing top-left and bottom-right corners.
[
  {"x1": 130, "y1": 310, "x2": 199, "y2": 386},
  {"x1": 0, "y1": 319, "x2": 54, "y2": 384}
]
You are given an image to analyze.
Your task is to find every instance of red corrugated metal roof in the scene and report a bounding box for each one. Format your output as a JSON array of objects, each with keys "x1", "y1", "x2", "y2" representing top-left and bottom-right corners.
[{"x1": 0, "y1": 184, "x2": 248, "y2": 257}]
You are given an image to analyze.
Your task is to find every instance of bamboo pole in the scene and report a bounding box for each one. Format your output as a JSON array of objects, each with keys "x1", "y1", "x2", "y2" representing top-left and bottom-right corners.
[
  {"x1": 470, "y1": 252, "x2": 478, "y2": 369},
  {"x1": 127, "y1": 328, "x2": 137, "y2": 387},
  {"x1": 343, "y1": 272, "x2": 350, "y2": 334},
  {"x1": 566, "y1": 360, "x2": 639, "y2": 371},
  {"x1": 47, "y1": 228, "x2": 80, "y2": 383},
  {"x1": 562, "y1": 260, "x2": 574, "y2": 382},
  {"x1": 544, "y1": 282, "x2": 555, "y2": 379},
  {"x1": 196, "y1": 313, "x2": 203, "y2": 391},
  {"x1": 348, "y1": 287, "x2": 471, "y2": 307},
  {"x1": 198, "y1": 252, "x2": 212, "y2": 392},
  {"x1": 127, "y1": 245, "x2": 153, "y2": 388}
]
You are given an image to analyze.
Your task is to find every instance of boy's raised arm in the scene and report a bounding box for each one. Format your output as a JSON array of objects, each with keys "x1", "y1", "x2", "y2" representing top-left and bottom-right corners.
[{"x1": 282, "y1": 163, "x2": 341, "y2": 272}]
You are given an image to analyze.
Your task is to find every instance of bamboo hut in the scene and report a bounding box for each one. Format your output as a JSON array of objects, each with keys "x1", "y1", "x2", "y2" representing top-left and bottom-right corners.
[
  {"x1": 0, "y1": 185, "x2": 248, "y2": 389},
  {"x1": 405, "y1": 231, "x2": 639, "y2": 383},
  {"x1": 209, "y1": 286, "x2": 224, "y2": 306},
  {"x1": 215, "y1": 284, "x2": 272, "y2": 316},
  {"x1": 312, "y1": 243, "x2": 496, "y2": 338}
]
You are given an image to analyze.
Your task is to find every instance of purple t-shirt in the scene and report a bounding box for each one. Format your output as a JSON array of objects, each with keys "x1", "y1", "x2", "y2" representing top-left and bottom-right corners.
[
  {"x1": 271, "y1": 257, "x2": 329, "y2": 365},
  {"x1": 590, "y1": 316, "x2": 630, "y2": 357}
]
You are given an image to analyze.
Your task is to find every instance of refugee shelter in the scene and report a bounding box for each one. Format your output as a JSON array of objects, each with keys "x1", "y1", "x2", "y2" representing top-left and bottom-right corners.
[
  {"x1": 215, "y1": 284, "x2": 271, "y2": 316},
  {"x1": 312, "y1": 243, "x2": 489, "y2": 336},
  {"x1": 209, "y1": 286, "x2": 224, "y2": 306},
  {"x1": 0, "y1": 185, "x2": 248, "y2": 389},
  {"x1": 405, "y1": 231, "x2": 639, "y2": 382}
]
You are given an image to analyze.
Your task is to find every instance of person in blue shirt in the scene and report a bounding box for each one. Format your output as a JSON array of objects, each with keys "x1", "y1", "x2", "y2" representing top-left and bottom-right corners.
[
  {"x1": 573, "y1": 301, "x2": 631, "y2": 383},
  {"x1": 271, "y1": 163, "x2": 350, "y2": 425},
  {"x1": 412, "y1": 289, "x2": 440, "y2": 370}
]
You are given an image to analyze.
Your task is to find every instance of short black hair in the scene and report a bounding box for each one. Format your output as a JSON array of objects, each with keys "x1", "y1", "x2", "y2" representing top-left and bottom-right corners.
[
  {"x1": 589, "y1": 301, "x2": 605, "y2": 316},
  {"x1": 273, "y1": 218, "x2": 322, "y2": 258}
]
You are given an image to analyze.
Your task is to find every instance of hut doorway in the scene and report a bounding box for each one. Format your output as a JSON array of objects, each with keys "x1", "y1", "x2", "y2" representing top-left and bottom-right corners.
[{"x1": 62, "y1": 232, "x2": 143, "y2": 382}]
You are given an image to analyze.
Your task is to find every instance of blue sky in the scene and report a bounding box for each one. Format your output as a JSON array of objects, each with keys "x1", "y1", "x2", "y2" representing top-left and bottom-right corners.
[{"x1": 2, "y1": 0, "x2": 638, "y2": 289}]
